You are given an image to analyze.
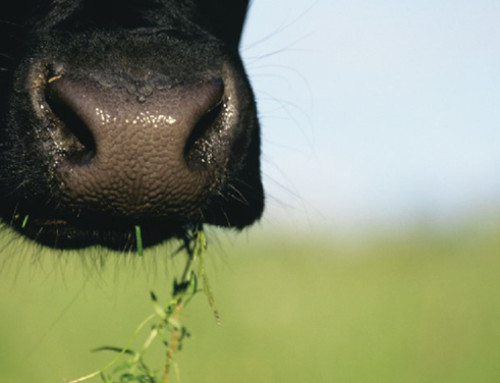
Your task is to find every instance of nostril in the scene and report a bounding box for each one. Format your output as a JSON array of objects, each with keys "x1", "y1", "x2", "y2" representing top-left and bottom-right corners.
[
  {"x1": 45, "y1": 80, "x2": 96, "y2": 164},
  {"x1": 184, "y1": 80, "x2": 224, "y2": 170}
]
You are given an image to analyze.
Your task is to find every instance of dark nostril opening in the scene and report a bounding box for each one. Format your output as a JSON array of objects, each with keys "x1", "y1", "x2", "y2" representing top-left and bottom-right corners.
[
  {"x1": 184, "y1": 101, "x2": 223, "y2": 169},
  {"x1": 45, "y1": 84, "x2": 97, "y2": 164},
  {"x1": 184, "y1": 86, "x2": 224, "y2": 170}
]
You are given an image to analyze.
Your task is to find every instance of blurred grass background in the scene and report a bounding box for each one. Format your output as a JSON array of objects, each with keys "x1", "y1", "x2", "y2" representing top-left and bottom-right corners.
[{"x1": 1, "y1": 222, "x2": 500, "y2": 383}]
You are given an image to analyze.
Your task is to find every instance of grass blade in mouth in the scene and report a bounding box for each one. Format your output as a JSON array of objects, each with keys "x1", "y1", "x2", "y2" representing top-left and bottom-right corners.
[
  {"x1": 135, "y1": 225, "x2": 144, "y2": 257},
  {"x1": 21, "y1": 215, "x2": 29, "y2": 229}
]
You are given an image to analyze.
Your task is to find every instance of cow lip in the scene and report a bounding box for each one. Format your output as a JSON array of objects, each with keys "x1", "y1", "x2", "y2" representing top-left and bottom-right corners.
[
  {"x1": 14, "y1": 212, "x2": 196, "y2": 231},
  {"x1": 10, "y1": 212, "x2": 196, "y2": 249},
  {"x1": 33, "y1": 218, "x2": 70, "y2": 226}
]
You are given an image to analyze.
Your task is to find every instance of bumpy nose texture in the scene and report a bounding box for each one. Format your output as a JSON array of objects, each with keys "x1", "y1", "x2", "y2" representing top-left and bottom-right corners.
[{"x1": 46, "y1": 77, "x2": 225, "y2": 217}]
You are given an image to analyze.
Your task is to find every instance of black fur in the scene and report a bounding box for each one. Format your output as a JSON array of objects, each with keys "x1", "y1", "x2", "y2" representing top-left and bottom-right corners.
[{"x1": 0, "y1": 0, "x2": 263, "y2": 250}]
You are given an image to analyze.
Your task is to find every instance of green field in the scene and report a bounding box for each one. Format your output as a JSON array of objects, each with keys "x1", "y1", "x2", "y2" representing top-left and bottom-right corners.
[{"x1": 1, "y1": 224, "x2": 500, "y2": 383}]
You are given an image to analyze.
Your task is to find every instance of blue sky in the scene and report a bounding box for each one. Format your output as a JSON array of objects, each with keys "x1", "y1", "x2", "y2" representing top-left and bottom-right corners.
[{"x1": 240, "y1": 0, "x2": 500, "y2": 231}]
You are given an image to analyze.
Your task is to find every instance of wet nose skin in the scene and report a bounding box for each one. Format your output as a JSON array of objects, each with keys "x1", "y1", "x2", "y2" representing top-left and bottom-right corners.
[{"x1": 45, "y1": 76, "x2": 225, "y2": 218}]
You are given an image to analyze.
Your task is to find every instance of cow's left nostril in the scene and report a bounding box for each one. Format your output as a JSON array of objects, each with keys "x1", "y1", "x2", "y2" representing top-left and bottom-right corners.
[{"x1": 45, "y1": 81, "x2": 97, "y2": 164}]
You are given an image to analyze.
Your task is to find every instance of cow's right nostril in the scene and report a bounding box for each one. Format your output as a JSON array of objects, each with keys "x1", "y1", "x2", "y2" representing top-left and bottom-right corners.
[
  {"x1": 45, "y1": 81, "x2": 97, "y2": 164},
  {"x1": 183, "y1": 94, "x2": 223, "y2": 170}
]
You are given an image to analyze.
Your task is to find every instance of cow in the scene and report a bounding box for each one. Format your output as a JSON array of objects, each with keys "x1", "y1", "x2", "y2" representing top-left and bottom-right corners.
[{"x1": 0, "y1": 0, "x2": 264, "y2": 251}]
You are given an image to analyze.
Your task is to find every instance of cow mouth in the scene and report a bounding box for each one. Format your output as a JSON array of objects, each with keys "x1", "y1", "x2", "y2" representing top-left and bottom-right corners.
[{"x1": 9, "y1": 211, "x2": 195, "y2": 250}]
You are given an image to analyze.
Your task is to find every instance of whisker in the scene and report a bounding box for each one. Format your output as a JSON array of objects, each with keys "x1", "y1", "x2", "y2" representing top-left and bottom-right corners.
[
  {"x1": 0, "y1": 53, "x2": 14, "y2": 61},
  {"x1": 9, "y1": 202, "x2": 20, "y2": 226},
  {"x1": 242, "y1": 1, "x2": 318, "y2": 52},
  {"x1": 227, "y1": 183, "x2": 249, "y2": 206},
  {"x1": 220, "y1": 208, "x2": 231, "y2": 227},
  {"x1": 0, "y1": 20, "x2": 24, "y2": 29}
]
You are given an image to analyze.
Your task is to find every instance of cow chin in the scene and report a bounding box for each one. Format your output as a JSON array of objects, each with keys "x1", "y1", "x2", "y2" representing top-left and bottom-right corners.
[{"x1": 0, "y1": 0, "x2": 264, "y2": 250}]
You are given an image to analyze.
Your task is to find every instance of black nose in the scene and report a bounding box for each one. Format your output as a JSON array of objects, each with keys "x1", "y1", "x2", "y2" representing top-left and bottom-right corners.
[{"x1": 44, "y1": 75, "x2": 225, "y2": 218}]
